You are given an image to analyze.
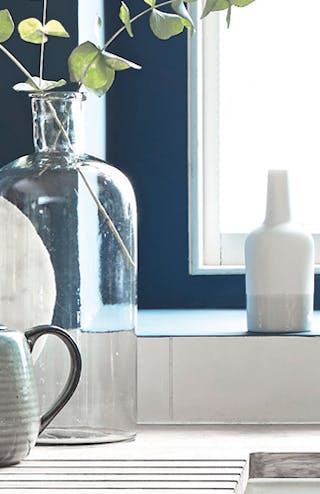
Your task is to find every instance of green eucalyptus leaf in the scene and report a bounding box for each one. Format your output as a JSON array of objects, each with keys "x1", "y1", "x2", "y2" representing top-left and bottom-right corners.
[
  {"x1": 0, "y1": 9, "x2": 14, "y2": 43},
  {"x1": 13, "y1": 78, "x2": 39, "y2": 92},
  {"x1": 88, "y1": 75, "x2": 115, "y2": 97},
  {"x1": 233, "y1": 0, "x2": 255, "y2": 6},
  {"x1": 102, "y1": 51, "x2": 141, "y2": 71},
  {"x1": 201, "y1": 0, "x2": 228, "y2": 18},
  {"x1": 18, "y1": 18, "x2": 46, "y2": 44},
  {"x1": 44, "y1": 19, "x2": 69, "y2": 38},
  {"x1": 68, "y1": 41, "x2": 115, "y2": 95},
  {"x1": 144, "y1": 0, "x2": 156, "y2": 6},
  {"x1": 13, "y1": 77, "x2": 66, "y2": 92},
  {"x1": 69, "y1": 41, "x2": 141, "y2": 96},
  {"x1": 149, "y1": 9, "x2": 184, "y2": 40},
  {"x1": 68, "y1": 41, "x2": 100, "y2": 83},
  {"x1": 81, "y1": 53, "x2": 115, "y2": 91},
  {"x1": 201, "y1": 0, "x2": 254, "y2": 19},
  {"x1": 119, "y1": 2, "x2": 133, "y2": 38},
  {"x1": 171, "y1": 1, "x2": 195, "y2": 34}
]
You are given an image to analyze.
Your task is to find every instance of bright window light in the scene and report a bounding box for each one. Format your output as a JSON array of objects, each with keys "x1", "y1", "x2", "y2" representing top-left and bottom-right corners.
[{"x1": 219, "y1": 0, "x2": 320, "y2": 233}]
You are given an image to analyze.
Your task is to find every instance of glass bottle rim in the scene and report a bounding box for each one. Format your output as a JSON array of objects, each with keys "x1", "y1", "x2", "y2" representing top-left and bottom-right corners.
[{"x1": 29, "y1": 91, "x2": 86, "y2": 102}]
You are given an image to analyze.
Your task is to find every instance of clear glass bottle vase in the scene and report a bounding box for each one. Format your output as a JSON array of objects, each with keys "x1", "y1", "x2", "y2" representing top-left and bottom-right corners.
[{"x1": 0, "y1": 91, "x2": 137, "y2": 443}]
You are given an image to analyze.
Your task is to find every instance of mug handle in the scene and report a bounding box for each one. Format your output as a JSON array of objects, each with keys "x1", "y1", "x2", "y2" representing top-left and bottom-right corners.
[{"x1": 25, "y1": 325, "x2": 82, "y2": 434}]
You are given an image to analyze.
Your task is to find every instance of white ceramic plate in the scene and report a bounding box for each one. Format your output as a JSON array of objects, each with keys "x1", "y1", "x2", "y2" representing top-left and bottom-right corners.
[{"x1": 0, "y1": 197, "x2": 56, "y2": 360}]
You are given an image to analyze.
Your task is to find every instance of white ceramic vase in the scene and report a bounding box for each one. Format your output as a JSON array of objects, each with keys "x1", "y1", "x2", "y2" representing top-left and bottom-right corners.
[{"x1": 245, "y1": 170, "x2": 314, "y2": 333}]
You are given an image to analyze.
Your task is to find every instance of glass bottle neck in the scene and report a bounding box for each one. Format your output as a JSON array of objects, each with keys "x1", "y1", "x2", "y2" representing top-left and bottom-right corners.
[
  {"x1": 31, "y1": 92, "x2": 84, "y2": 155},
  {"x1": 264, "y1": 169, "x2": 291, "y2": 225}
]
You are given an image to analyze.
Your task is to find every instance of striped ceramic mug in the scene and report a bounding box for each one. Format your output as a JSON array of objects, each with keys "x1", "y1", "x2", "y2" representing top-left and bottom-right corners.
[{"x1": 0, "y1": 325, "x2": 81, "y2": 466}]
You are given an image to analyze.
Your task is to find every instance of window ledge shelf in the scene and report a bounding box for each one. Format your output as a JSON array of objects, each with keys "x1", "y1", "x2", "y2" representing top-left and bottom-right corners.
[
  {"x1": 137, "y1": 309, "x2": 320, "y2": 337},
  {"x1": 137, "y1": 309, "x2": 320, "y2": 423}
]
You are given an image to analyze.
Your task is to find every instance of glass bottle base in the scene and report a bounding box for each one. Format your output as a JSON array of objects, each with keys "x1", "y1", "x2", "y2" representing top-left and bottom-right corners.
[{"x1": 37, "y1": 427, "x2": 136, "y2": 445}]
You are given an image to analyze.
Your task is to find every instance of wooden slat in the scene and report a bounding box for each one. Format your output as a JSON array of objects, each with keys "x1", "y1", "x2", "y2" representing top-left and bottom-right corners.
[
  {"x1": 0, "y1": 480, "x2": 238, "y2": 488},
  {"x1": 0, "y1": 467, "x2": 243, "y2": 475},
  {"x1": 0, "y1": 490, "x2": 237, "y2": 494},
  {"x1": 0, "y1": 474, "x2": 241, "y2": 481},
  {"x1": 21, "y1": 459, "x2": 246, "y2": 467}
]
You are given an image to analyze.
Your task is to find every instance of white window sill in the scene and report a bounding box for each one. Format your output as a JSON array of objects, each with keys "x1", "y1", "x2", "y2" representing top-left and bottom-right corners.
[
  {"x1": 137, "y1": 309, "x2": 320, "y2": 337},
  {"x1": 137, "y1": 309, "x2": 320, "y2": 424}
]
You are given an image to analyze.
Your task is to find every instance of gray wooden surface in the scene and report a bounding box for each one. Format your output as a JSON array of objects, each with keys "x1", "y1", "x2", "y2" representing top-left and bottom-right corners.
[{"x1": 250, "y1": 452, "x2": 320, "y2": 478}]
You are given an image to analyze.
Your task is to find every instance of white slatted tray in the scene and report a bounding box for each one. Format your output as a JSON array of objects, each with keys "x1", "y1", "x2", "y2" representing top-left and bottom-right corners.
[{"x1": 0, "y1": 459, "x2": 248, "y2": 493}]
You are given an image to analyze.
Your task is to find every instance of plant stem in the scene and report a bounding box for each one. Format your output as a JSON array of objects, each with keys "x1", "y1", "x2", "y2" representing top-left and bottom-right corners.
[
  {"x1": 47, "y1": 101, "x2": 72, "y2": 145},
  {"x1": 39, "y1": 0, "x2": 48, "y2": 85},
  {"x1": 76, "y1": 166, "x2": 136, "y2": 268},
  {"x1": 0, "y1": 44, "x2": 41, "y2": 89}
]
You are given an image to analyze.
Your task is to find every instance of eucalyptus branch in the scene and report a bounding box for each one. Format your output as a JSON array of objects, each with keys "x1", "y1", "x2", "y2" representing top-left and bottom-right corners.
[
  {"x1": 77, "y1": 0, "x2": 176, "y2": 87},
  {"x1": 104, "y1": 0, "x2": 175, "y2": 49}
]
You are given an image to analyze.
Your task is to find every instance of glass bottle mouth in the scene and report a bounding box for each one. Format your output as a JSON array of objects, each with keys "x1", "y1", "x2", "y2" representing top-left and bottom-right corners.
[
  {"x1": 29, "y1": 91, "x2": 86, "y2": 102},
  {"x1": 30, "y1": 90, "x2": 85, "y2": 155}
]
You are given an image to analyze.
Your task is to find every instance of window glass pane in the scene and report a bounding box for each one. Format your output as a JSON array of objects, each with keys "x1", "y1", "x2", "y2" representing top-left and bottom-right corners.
[{"x1": 219, "y1": 0, "x2": 320, "y2": 233}]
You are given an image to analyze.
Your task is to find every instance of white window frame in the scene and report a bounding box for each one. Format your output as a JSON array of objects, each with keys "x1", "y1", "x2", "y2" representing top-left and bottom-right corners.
[
  {"x1": 188, "y1": 2, "x2": 320, "y2": 275},
  {"x1": 78, "y1": 0, "x2": 106, "y2": 161}
]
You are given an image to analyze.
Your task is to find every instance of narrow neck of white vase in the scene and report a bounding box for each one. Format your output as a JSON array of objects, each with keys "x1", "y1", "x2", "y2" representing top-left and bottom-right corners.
[
  {"x1": 31, "y1": 92, "x2": 85, "y2": 155},
  {"x1": 264, "y1": 170, "x2": 291, "y2": 225}
]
